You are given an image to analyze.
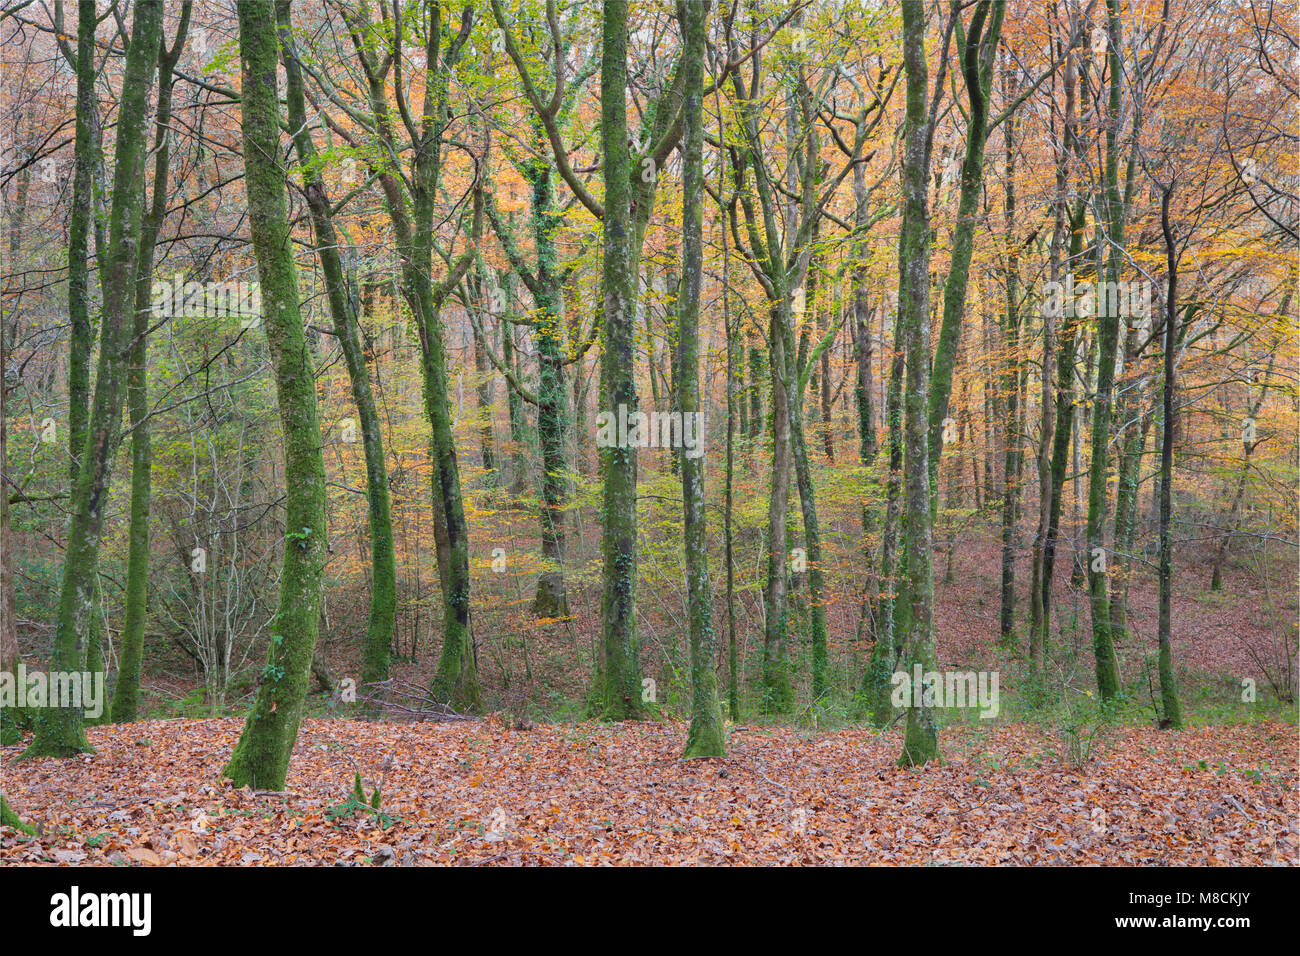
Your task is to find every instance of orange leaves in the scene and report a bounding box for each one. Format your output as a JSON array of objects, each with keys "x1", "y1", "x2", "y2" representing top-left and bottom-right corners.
[{"x1": 2, "y1": 716, "x2": 1296, "y2": 865}]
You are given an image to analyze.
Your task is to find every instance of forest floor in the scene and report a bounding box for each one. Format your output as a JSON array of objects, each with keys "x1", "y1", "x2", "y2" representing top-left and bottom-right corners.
[{"x1": 2, "y1": 715, "x2": 1295, "y2": 865}]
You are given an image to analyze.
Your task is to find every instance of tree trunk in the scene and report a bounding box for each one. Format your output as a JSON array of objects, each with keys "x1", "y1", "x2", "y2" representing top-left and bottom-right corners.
[
  {"x1": 1084, "y1": 0, "x2": 1126, "y2": 703},
  {"x1": 927, "y1": 0, "x2": 1006, "y2": 508},
  {"x1": 678, "y1": 0, "x2": 724, "y2": 758},
  {"x1": 0, "y1": 246, "x2": 15, "y2": 681},
  {"x1": 1037, "y1": 40, "x2": 1088, "y2": 666},
  {"x1": 897, "y1": 0, "x2": 939, "y2": 766},
  {"x1": 114, "y1": 5, "x2": 191, "y2": 722},
  {"x1": 860, "y1": 346, "x2": 903, "y2": 724},
  {"x1": 594, "y1": 0, "x2": 645, "y2": 720},
  {"x1": 23, "y1": 0, "x2": 163, "y2": 759},
  {"x1": 63, "y1": 0, "x2": 109, "y2": 725},
  {"x1": 999, "y1": 106, "x2": 1022, "y2": 640},
  {"x1": 277, "y1": 1, "x2": 395, "y2": 713},
  {"x1": 1156, "y1": 186, "x2": 1182, "y2": 728},
  {"x1": 222, "y1": 0, "x2": 328, "y2": 789}
]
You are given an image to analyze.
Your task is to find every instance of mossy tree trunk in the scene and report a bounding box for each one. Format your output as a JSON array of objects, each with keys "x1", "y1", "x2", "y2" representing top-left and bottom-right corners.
[
  {"x1": 926, "y1": 0, "x2": 1006, "y2": 511},
  {"x1": 896, "y1": 0, "x2": 939, "y2": 767},
  {"x1": 345, "y1": 1, "x2": 481, "y2": 711},
  {"x1": 0, "y1": 794, "x2": 35, "y2": 835},
  {"x1": 677, "y1": 0, "x2": 724, "y2": 759},
  {"x1": 861, "y1": 347, "x2": 904, "y2": 724},
  {"x1": 222, "y1": 0, "x2": 328, "y2": 790},
  {"x1": 58, "y1": 0, "x2": 109, "y2": 725},
  {"x1": 594, "y1": 0, "x2": 646, "y2": 720},
  {"x1": 852, "y1": 162, "x2": 879, "y2": 644},
  {"x1": 277, "y1": 1, "x2": 395, "y2": 714},
  {"x1": 1085, "y1": 0, "x2": 1127, "y2": 703},
  {"x1": 481, "y1": 127, "x2": 572, "y2": 620},
  {"x1": 23, "y1": 0, "x2": 163, "y2": 759},
  {"x1": 999, "y1": 105, "x2": 1023, "y2": 640},
  {"x1": 0, "y1": 231, "x2": 15, "y2": 682},
  {"x1": 490, "y1": 0, "x2": 678, "y2": 718},
  {"x1": 114, "y1": 3, "x2": 192, "y2": 723},
  {"x1": 1034, "y1": 40, "x2": 1089, "y2": 671},
  {"x1": 718, "y1": 9, "x2": 850, "y2": 713}
]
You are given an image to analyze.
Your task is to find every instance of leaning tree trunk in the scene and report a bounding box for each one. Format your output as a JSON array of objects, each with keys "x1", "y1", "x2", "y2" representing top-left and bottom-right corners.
[
  {"x1": 926, "y1": 0, "x2": 1006, "y2": 510},
  {"x1": 222, "y1": 0, "x2": 328, "y2": 790},
  {"x1": 23, "y1": 0, "x2": 163, "y2": 759}
]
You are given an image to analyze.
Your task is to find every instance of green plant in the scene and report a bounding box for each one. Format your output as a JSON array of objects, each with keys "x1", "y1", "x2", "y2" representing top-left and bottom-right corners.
[
  {"x1": 325, "y1": 771, "x2": 393, "y2": 828},
  {"x1": 1056, "y1": 695, "x2": 1111, "y2": 771}
]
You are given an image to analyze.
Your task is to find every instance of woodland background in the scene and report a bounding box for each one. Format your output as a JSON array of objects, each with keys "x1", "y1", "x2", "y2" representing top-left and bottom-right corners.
[{"x1": 0, "y1": 0, "x2": 1295, "y2": 864}]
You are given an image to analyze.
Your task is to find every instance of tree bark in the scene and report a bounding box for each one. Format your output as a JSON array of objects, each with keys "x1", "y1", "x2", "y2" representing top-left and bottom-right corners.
[
  {"x1": 1156, "y1": 185, "x2": 1183, "y2": 728},
  {"x1": 114, "y1": 4, "x2": 192, "y2": 723},
  {"x1": 24, "y1": 0, "x2": 163, "y2": 759},
  {"x1": 222, "y1": 0, "x2": 328, "y2": 789},
  {"x1": 678, "y1": 0, "x2": 724, "y2": 758},
  {"x1": 897, "y1": 0, "x2": 939, "y2": 766},
  {"x1": 277, "y1": 0, "x2": 396, "y2": 713}
]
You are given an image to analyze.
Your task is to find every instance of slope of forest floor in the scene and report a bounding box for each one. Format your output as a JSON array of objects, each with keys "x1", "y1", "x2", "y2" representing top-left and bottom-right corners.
[{"x1": 3, "y1": 717, "x2": 1295, "y2": 865}]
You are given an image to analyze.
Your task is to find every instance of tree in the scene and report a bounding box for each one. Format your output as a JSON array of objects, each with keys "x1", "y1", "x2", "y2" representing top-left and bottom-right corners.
[
  {"x1": 677, "y1": 0, "x2": 724, "y2": 759},
  {"x1": 23, "y1": 0, "x2": 164, "y2": 758},
  {"x1": 717, "y1": 4, "x2": 883, "y2": 710},
  {"x1": 1155, "y1": 183, "x2": 1184, "y2": 728},
  {"x1": 896, "y1": 0, "x2": 938, "y2": 767},
  {"x1": 332, "y1": 0, "x2": 483, "y2": 711},
  {"x1": 275, "y1": 0, "x2": 396, "y2": 713},
  {"x1": 222, "y1": 0, "x2": 329, "y2": 790},
  {"x1": 113, "y1": 1, "x2": 193, "y2": 723},
  {"x1": 56, "y1": 0, "x2": 108, "y2": 724},
  {"x1": 594, "y1": 0, "x2": 645, "y2": 720},
  {"x1": 1084, "y1": 0, "x2": 1127, "y2": 702}
]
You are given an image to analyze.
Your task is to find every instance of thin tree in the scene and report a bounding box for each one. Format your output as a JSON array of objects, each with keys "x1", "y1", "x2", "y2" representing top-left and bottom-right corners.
[
  {"x1": 1155, "y1": 182, "x2": 1183, "y2": 728},
  {"x1": 896, "y1": 0, "x2": 939, "y2": 766},
  {"x1": 23, "y1": 0, "x2": 164, "y2": 758},
  {"x1": 1084, "y1": 0, "x2": 1127, "y2": 702},
  {"x1": 276, "y1": 0, "x2": 396, "y2": 712},
  {"x1": 113, "y1": 1, "x2": 193, "y2": 722},
  {"x1": 678, "y1": 0, "x2": 724, "y2": 759}
]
